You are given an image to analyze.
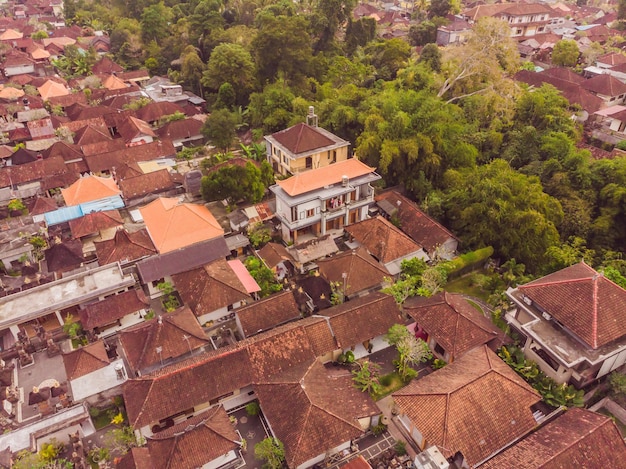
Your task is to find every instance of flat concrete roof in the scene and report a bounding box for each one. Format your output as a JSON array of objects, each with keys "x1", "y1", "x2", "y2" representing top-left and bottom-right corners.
[{"x1": 0, "y1": 263, "x2": 135, "y2": 330}]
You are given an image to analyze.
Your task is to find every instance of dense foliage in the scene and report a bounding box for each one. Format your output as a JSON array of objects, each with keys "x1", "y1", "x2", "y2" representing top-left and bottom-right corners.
[{"x1": 63, "y1": 0, "x2": 626, "y2": 275}]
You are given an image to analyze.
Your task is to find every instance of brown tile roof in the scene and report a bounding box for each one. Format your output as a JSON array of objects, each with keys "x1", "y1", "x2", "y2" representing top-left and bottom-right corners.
[
  {"x1": 61, "y1": 175, "x2": 121, "y2": 206},
  {"x1": 115, "y1": 447, "x2": 153, "y2": 469},
  {"x1": 518, "y1": 262, "x2": 626, "y2": 349},
  {"x1": 118, "y1": 169, "x2": 175, "y2": 200},
  {"x1": 124, "y1": 344, "x2": 252, "y2": 428},
  {"x1": 271, "y1": 122, "x2": 336, "y2": 154},
  {"x1": 345, "y1": 216, "x2": 423, "y2": 263},
  {"x1": 323, "y1": 292, "x2": 401, "y2": 349},
  {"x1": 80, "y1": 138, "x2": 126, "y2": 157},
  {"x1": 47, "y1": 91, "x2": 88, "y2": 108},
  {"x1": 581, "y1": 74, "x2": 626, "y2": 97},
  {"x1": 276, "y1": 158, "x2": 376, "y2": 196},
  {"x1": 136, "y1": 102, "x2": 186, "y2": 123},
  {"x1": 62, "y1": 340, "x2": 110, "y2": 380},
  {"x1": 59, "y1": 117, "x2": 108, "y2": 135},
  {"x1": 73, "y1": 124, "x2": 112, "y2": 146},
  {"x1": 119, "y1": 306, "x2": 210, "y2": 374},
  {"x1": 236, "y1": 290, "x2": 300, "y2": 337},
  {"x1": 69, "y1": 209, "x2": 124, "y2": 238},
  {"x1": 140, "y1": 198, "x2": 223, "y2": 254},
  {"x1": 317, "y1": 246, "x2": 389, "y2": 297},
  {"x1": 146, "y1": 406, "x2": 239, "y2": 469},
  {"x1": 301, "y1": 316, "x2": 337, "y2": 356},
  {"x1": 94, "y1": 228, "x2": 157, "y2": 265},
  {"x1": 598, "y1": 52, "x2": 626, "y2": 66},
  {"x1": 376, "y1": 190, "x2": 457, "y2": 254},
  {"x1": 83, "y1": 139, "x2": 175, "y2": 173},
  {"x1": 155, "y1": 118, "x2": 203, "y2": 141},
  {"x1": 91, "y1": 56, "x2": 124, "y2": 74},
  {"x1": 44, "y1": 239, "x2": 84, "y2": 272},
  {"x1": 404, "y1": 292, "x2": 509, "y2": 358},
  {"x1": 257, "y1": 242, "x2": 293, "y2": 269},
  {"x1": 79, "y1": 289, "x2": 150, "y2": 331},
  {"x1": 42, "y1": 141, "x2": 83, "y2": 161},
  {"x1": 172, "y1": 259, "x2": 250, "y2": 317},
  {"x1": 117, "y1": 116, "x2": 156, "y2": 142},
  {"x1": 30, "y1": 196, "x2": 57, "y2": 215},
  {"x1": 481, "y1": 408, "x2": 626, "y2": 468},
  {"x1": 255, "y1": 359, "x2": 379, "y2": 468},
  {"x1": 393, "y1": 346, "x2": 541, "y2": 466}
]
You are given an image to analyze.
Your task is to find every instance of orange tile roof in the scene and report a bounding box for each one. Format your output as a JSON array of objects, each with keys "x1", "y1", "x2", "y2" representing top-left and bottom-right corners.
[
  {"x1": 37, "y1": 80, "x2": 70, "y2": 101},
  {"x1": 276, "y1": 158, "x2": 376, "y2": 196},
  {"x1": 140, "y1": 198, "x2": 224, "y2": 254},
  {"x1": 61, "y1": 175, "x2": 121, "y2": 206}
]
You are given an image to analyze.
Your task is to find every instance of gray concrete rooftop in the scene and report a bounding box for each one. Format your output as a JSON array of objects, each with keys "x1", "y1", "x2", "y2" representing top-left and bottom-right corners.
[{"x1": 0, "y1": 263, "x2": 135, "y2": 330}]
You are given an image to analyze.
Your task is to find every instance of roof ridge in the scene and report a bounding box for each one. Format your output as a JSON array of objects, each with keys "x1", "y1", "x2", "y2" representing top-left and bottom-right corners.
[{"x1": 592, "y1": 273, "x2": 599, "y2": 348}]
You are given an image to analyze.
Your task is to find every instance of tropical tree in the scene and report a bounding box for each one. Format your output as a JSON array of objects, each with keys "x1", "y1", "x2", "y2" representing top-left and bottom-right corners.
[
  {"x1": 202, "y1": 43, "x2": 256, "y2": 104},
  {"x1": 202, "y1": 109, "x2": 238, "y2": 151},
  {"x1": 254, "y1": 437, "x2": 285, "y2": 469},
  {"x1": 352, "y1": 360, "x2": 382, "y2": 395},
  {"x1": 552, "y1": 39, "x2": 579, "y2": 67}
]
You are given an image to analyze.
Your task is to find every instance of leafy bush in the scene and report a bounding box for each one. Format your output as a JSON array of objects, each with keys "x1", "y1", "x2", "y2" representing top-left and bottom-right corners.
[
  {"x1": 379, "y1": 374, "x2": 393, "y2": 386},
  {"x1": 609, "y1": 372, "x2": 626, "y2": 396},
  {"x1": 246, "y1": 401, "x2": 261, "y2": 416},
  {"x1": 372, "y1": 422, "x2": 387, "y2": 436},
  {"x1": 440, "y1": 246, "x2": 494, "y2": 276},
  {"x1": 432, "y1": 358, "x2": 446, "y2": 370},
  {"x1": 89, "y1": 407, "x2": 101, "y2": 418},
  {"x1": 394, "y1": 440, "x2": 407, "y2": 456}
]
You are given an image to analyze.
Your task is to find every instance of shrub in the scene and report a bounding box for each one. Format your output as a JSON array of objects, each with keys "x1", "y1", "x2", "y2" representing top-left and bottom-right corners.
[
  {"x1": 609, "y1": 372, "x2": 626, "y2": 396},
  {"x1": 440, "y1": 246, "x2": 494, "y2": 276},
  {"x1": 246, "y1": 401, "x2": 261, "y2": 416},
  {"x1": 372, "y1": 422, "x2": 387, "y2": 436},
  {"x1": 394, "y1": 440, "x2": 407, "y2": 456},
  {"x1": 379, "y1": 374, "x2": 393, "y2": 386},
  {"x1": 432, "y1": 358, "x2": 446, "y2": 370},
  {"x1": 89, "y1": 406, "x2": 101, "y2": 418}
]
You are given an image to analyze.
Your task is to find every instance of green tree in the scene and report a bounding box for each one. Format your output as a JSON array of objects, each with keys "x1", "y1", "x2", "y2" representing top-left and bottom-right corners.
[
  {"x1": 254, "y1": 437, "x2": 285, "y2": 469},
  {"x1": 202, "y1": 43, "x2": 256, "y2": 104},
  {"x1": 248, "y1": 82, "x2": 296, "y2": 133},
  {"x1": 552, "y1": 39, "x2": 579, "y2": 67},
  {"x1": 244, "y1": 256, "x2": 282, "y2": 297},
  {"x1": 429, "y1": 0, "x2": 451, "y2": 18},
  {"x1": 252, "y1": 14, "x2": 312, "y2": 86},
  {"x1": 345, "y1": 17, "x2": 377, "y2": 55},
  {"x1": 309, "y1": 0, "x2": 356, "y2": 52},
  {"x1": 442, "y1": 159, "x2": 563, "y2": 272},
  {"x1": 141, "y1": 1, "x2": 172, "y2": 45},
  {"x1": 352, "y1": 360, "x2": 382, "y2": 395},
  {"x1": 418, "y1": 43, "x2": 442, "y2": 72},
  {"x1": 365, "y1": 38, "x2": 411, "y2": 81},
  {"x1": 202, "y1": 109, "x2": 238, "y2": 151},
  {"x1": 180, "y1": 46, "x2": 205, "y2": 97}
]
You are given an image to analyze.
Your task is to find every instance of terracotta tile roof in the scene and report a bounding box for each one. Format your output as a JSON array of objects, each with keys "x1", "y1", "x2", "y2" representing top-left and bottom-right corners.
[
  {"x1": 597, "y1": 52, "x2": 626, "y2": 66},
  {"x1": 276, "y1": 158, "x2": 376, "y2": 196},
  {"x1": 118, "y1": 169, "x2": 175, "y2": 200},
  {"x1": 155, "y1": 118, "x2": 203, "y2": 141},
  {"x1": 94, "y1": 228, "x2": 157, "y2": 265},
  {"x1": 146, "y1": 406, "x2": 239, "y2": 469},
  {"x1": 61, "y1": 175, "x2": 121, "y2": 206},
  {"x1": 140, "y1": 198, "x2": 223, "y2": 254},
  {"x1": 346, "y1": 216, "x2": 423, "y2": 263},
  {"x1": 323, "y1": 292, "x2": 401, "y2": 349},
  {"x1": 119, "y1": 306, "x2": 210, "y2": 374},
  {"x1": 117, "y1": 116, "x2": 156, "y2": 142},
  {"x1": 101, "y1": 74, "x2": 127, "y2": 91},
  {"x1": 136, "y1": 102, "x2": 186, "y2": 123},
  {"x1": 270, "y1": 122, "x2": 337, "y2": 155},
  {"x1": 236, "y1": 290, "x2": 300, "y2": 337},
  {"x1": 83, "y1": 139, "x2": 175, "y2": 173},
  {"x1": 47, "y1": 91, "x2": 87, "y2": 108},
  {"x1": 481, "y1": 408, "x2": 626, "y2": 468},
  {"x1": 62, "y1": 340, "x2": 110, "y2": 380},
  {"x1": 172, "y1": 259, "x2": 250, "y2": 318},
  {"x1": 79, "y1": 289, "x2": 150, "y2": 331},
  {"x1": 116, "y1": 447, "x2": 153, "y2": 469},
  {"x1": 518, "y1": 262, "x2": 626, "y2": 349},
  {"x1": 73, "y1": 124, "x2": 111, "y2": 146},
  {"x1": 69, "y1": 209, "x2": 124, "y2": 238},
  {"x1": 376, "y1": 190, "x2": 457, "y2": 254},
  {"x1": 405, "y1": 292, "x2": 510, "y2": 358},
  {"x1": 393, "y1": 346, "x2": 541, "y2": 466},
  {"x1": 44, "y1": 239, "x2": 84, "y2": 272},
  {"x1": 37, "y1": 80, "x2": 70, "y2": 101},
  {"x1": 117, "y1": 69, "x2": 151, "y2": 83},
  {"x1": 581, "y1": 74, "x2": 626, "y2": 97},
  {"x1": 255, "y1": 359, "x2": 379, "y2": 468},
  {"x1": 317, "y1": 246, "x2": 389, "y2": 297},
  {"x1": 124, "y1": 344, "x2": 252, "y2": 428},
  {"x1": 301, "y1": 316, "x2": 337, "y2": 356},
  {"x1": 80, "y1": 138, "x2": 126, "y2": 157},
  {"x1": 30, "y1": 196, "x2": 57, "y2": 215},
  {"x1": 27, "y1": 117, "x2": 55, "y2": 140}
]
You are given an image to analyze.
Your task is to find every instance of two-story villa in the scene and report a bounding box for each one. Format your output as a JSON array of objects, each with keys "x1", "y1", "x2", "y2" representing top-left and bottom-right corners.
[
  {"x1": 265, "y1": 108, "x2": 350, "y2": 176},
  {"x1": 464, "y1": 2, "x2": 553, "y2": 38},
  {"x1": 270, "y1": 158, "x2": 381, "y2": 243}
]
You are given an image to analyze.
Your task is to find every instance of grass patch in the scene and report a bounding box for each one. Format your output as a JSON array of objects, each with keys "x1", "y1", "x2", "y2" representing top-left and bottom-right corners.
[
  {"x1": 372, "y1": 372, "x2": 407, "y2": 401},
  {"x1": 92, "y1": 411, "x2": 113, "y2": 430},
  {"x1": 445, "y1": 272, "x2": 491, "y2": 302}
]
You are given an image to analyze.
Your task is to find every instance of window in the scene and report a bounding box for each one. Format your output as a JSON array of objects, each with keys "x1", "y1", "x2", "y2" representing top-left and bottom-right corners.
[
  {"x1": 516, "y1": 29, "x2": 522, "y2": 35},
  {"x1": 538, "y1": 26, "x2": 544, "y2": 32},
  {"x1": 306, "y1": 208, "x2": 315, "y2": 218},
  {"x1": 434, "y1": 343, "x2": 445, "y2": 356},
  {"x1": 305, "y1": 156, "x2": 312, "y2": 169},
  {"x1": 332, "y1": 150, "x2": 337, "y2": 163}
]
